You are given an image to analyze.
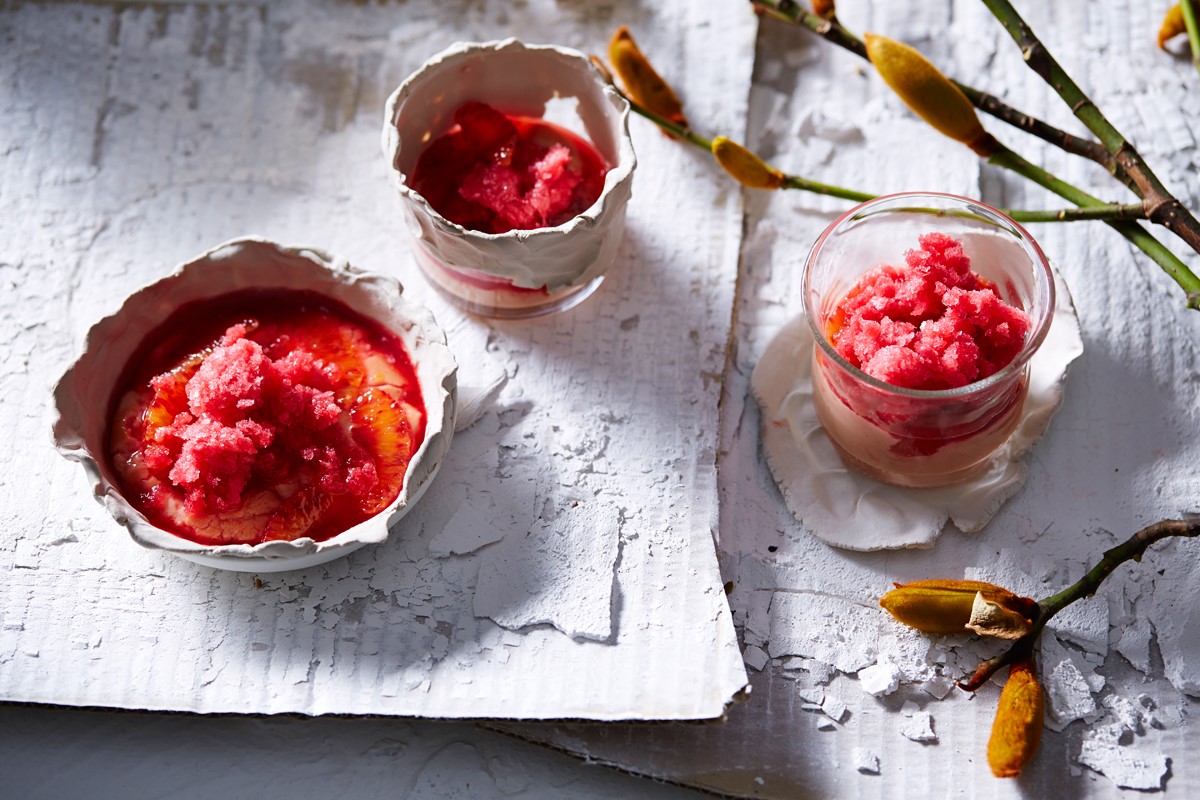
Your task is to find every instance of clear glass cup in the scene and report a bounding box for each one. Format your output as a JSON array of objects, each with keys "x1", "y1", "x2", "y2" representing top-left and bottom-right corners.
[
  {"x1": 382, "y1": 39, "x2": 636, "y2": 320},
  {"x1": 803, "y1": 192, "x2": 1056, "y2": 488}
]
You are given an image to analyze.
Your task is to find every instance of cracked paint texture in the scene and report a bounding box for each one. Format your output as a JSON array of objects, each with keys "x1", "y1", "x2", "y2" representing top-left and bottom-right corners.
[{"x1": 0, "y1": 0, "x2": 747, "y2": 721}]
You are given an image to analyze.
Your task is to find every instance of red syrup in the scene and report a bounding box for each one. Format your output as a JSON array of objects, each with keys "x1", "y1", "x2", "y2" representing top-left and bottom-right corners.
[
  {"x1": 106, "y1": 289, "x2": 426, "y2": 547},
  {"x1": 409, "y1": 101, "x2": 610, "y2": 236}
]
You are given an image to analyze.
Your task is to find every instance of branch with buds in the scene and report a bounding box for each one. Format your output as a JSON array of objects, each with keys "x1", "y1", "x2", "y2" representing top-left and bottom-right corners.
[
  {"x1": 750, "y1": 1, "x2": 1121, "y2": 177},
  {"x1": 751, "y1": 0, "x2": 1200, "y2": 310},
  {"x1": 596, "y1": 14, "x2": 1200, "y2": 781},
  {"x1": 881, "y1": 519, "x2": 1200, "y2": 777},
  {"x1": 594, "y1": 31, "x2": 1148, "y2": 222}
]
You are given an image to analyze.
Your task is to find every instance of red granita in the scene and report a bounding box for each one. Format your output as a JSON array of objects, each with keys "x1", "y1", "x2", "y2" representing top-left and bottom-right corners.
[
  {"x1": 107, "y1": 290, "x2": 425, "y2": 547},
  {"x1": 409, "y1": 101, "x2": 608, "y2": 234},
  {"x1": 829, "y1": 233, "x2": 1031, "y2": 391}
]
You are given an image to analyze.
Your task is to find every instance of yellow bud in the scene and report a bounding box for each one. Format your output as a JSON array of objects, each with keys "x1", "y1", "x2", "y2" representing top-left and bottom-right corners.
[
  {"x1": 1159, "y1": 4, "x2": 1186, "y2": 49},
  {"x1": 863, "y1": 33, "x2": 996, "y2": 157},
  {"x1": 711, "y1": 136, "x2": 785, "y2": 189},
  {"x1": 812, "y1": 0, "x2": 836, "y2": 19},
  {"x1": 880, "y1": 579, "x2": 1035, "y2": 635},
  {"x1": 988, "y1": 658, "x2": 1044, "y2": 778},
  {"x1": 608, "y1": 27, "x2": 689, "y2": 129}
]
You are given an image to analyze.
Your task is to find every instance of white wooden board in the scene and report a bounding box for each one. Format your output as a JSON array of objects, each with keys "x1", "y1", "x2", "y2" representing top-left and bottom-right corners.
[{"x1": 0, "y1": 0, "x2": 750, "y2": 721}]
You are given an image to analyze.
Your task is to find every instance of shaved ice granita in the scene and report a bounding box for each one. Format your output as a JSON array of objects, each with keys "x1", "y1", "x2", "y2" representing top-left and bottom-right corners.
[
  {"x1": 107, "y1": 290, "x2": 426, "y2": 546},
  {"x1": 383, "y1": 40, "x2": 636, "y2": 319},
  {"x1": 409, "y1": 101, "x2": 609, "y2": 236},
  {"x1": 803, "y1": 193, "x2": 1055, "y2": 488}
]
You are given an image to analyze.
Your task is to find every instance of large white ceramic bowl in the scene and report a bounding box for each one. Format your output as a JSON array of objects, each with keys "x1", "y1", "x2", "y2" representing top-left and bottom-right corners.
[{"x1": 52, "y1": 238, "x2": 458, "y2": 572}]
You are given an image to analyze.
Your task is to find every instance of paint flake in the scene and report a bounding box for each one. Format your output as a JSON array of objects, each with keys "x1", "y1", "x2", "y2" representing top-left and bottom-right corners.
[
  {"x1": 428, "y1": 503, "x2": 504, "y2": 557},
  {"x1": 742, "y1": 644, "x2": 768, "y2": 671},
  {"x1": 1116, "y1": 617, "x2": 1153, "y2": 672},
  {"x1": 922, "y1": 674, "x2": 956, "y2": 700},
  {"x1": 1148, "y1": 538, "x2": 1200, "y2": 696},
  {"x1": 821, "y1": 697, "x2": 848, "y2": 723},
  {"x1": 474, "y1": 501, "x2": 620, "y2": 642},
  {"x1": 1078, "y1": 731, "x2": 1169, "y2": 791},
  {"x1": 1048, "y1": 594, "x2": 1109, "y2": 658},
  {"x1": 1042, "y1": 636, "x2": 1100, "y2": 732},
  {"x1": 852, "y1": 747, "x2": 880, "y2": 775},
  {"x1": 858, "y1": 661, "x2": 901, "y2": 697},
  {"x1": 899, "y1": 711, "x2": 937, "y2": 743}
]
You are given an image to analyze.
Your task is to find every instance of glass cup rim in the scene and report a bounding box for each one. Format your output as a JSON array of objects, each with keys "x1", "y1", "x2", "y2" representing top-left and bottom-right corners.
[{"x1": 802, "y1": 191, "x2": 1056, "y2": 400}]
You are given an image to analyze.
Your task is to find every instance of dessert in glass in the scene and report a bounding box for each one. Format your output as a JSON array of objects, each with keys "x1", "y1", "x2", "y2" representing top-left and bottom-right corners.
[
  {"x1": 382, "y1": 39, "x2": 636, "y2": 319},
  {"x1": 52, "y1": 239, "x2": 457, "y2": 571},
  {"x1": 803, "y1": 193, "x2": 1055, "y2": 488}
]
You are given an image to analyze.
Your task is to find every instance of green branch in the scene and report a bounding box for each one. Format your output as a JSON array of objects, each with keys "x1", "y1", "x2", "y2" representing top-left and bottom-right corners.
[
  {"x1": 981, "y1": 0, "x2": 1200, "y2": 263},
  {"x1": 749, "y1": 0, "x2": 1116, "y2": 171},
  {"x1": 619, "y1": 85, "x2": 1146, "y2": 220},
  {"x1": 1183, "y1": 0, "x2": 1200, "y2": 73},
  {"x1": 961, "y1": 519, "x2": 1200, "y2": 691},
  {"x1": 988, "y1": 146, "x2": 1200, "y2": 309}
]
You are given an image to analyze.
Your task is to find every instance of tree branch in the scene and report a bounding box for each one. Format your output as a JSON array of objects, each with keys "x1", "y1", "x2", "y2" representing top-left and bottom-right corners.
[
  {"x1": 749, "y1": 0, "x2": 1118, "y2": 174},
  {"x1": 988, "y1": 145, "x2": 1200, "y2": 309},
  {"x1": 981, "y1": 0, "x2": 1200, "y2": 259},
  {"x1": 960, "y1": 519, "x2": 1200, "y2": 691},
  {"x1": 617, "y1": 84, "x2": 1148, "y2": 223}
]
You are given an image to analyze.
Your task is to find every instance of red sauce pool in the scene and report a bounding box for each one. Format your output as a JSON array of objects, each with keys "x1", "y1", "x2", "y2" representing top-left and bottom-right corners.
[
  {"x1": 409, "y1": 101, "x2": 609, "y2": 235},
  {"x1": 106, "y1": 289, "x2": 426, "y2": 547}
]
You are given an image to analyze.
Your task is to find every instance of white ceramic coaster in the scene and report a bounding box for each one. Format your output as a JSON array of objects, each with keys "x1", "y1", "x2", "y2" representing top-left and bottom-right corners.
[{"x1": 751, "y1": 273, "x2": 1083, "y2": 550}]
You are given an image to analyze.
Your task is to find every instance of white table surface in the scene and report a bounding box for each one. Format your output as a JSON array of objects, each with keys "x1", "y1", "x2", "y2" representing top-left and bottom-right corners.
[{"x1": 4, "y1": 1, "x2": 1199, "y2": 798}]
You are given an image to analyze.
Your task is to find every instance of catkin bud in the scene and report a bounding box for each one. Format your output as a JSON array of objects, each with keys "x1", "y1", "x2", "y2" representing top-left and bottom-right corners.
[
  {"x1": 880, "y1": 579, "x2": 1034, "y2": 635},
  {"x1": 863, "y1": 33, "x2": 996, "y2": 157},
  {"x1": 608, "y1": 27, "x2": 689, "y2": 128},
  {"x1": 1159, "y1": 4, "x2": 1186, "y2": 49},
  {"x1": 988, "y1": 658, "x2": 1044, "y2": 778},
  {"x1": 812, "y1": 0, "x2": 837, "y2": 20},
  {"x1": 711, "y1": 137, "x2": 785, "y2": 189}
]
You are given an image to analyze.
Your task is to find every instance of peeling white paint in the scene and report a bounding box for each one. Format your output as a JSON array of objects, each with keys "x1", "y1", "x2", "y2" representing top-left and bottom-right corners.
[
  {"x1": 474, "y1": 501, "x2": 620, "y2": 642},
  {"x1": 0, "y1": 0, "x2": 747, "y2": 724}
]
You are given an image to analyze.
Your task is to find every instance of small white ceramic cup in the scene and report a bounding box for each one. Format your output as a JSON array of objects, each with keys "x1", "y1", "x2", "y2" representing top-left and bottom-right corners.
[{"x1": 382, "y1": 39, "x2": 636, "y2": 319}]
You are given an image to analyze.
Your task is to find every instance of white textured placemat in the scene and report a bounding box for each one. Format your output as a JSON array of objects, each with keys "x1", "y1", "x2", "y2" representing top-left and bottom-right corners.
[
  {"x1": 0, "y1": 0, "x2": 750, "y2": 721},
  {"x1": 751, "y1": 273, "x2": 1084, "y2": 550}
]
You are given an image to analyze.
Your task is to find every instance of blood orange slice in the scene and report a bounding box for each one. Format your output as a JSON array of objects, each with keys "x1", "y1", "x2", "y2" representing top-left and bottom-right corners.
[
  {"x1": 350, "y1": 387, "x2": 415, "y2": 515},
  {"x1": 261, "y1": 485, "x2": 333, "y2": 542},
  {"x1": 304, "y1": 318, "x2": 367, "y2": 409},
  {"x1": 143, "y1": 350, "x2": 207, "y2": 442}
]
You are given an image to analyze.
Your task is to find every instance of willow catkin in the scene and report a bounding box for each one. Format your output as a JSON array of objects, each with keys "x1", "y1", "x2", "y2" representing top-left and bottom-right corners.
[
  {"x1": 864, "y1": 33, "x2": 996, "y2": 157},
  {"x1": 812, "y1": 0, "x2": 837, "y2": 20},
  {"x1": 880, "y1": 579, "x2": 1033, "y2": 635},
  {"x1": 711, "y1": 137, "x2": 785, "y2": 189},
  {"x1": 608, "y1": 27, "x2": 689, "y2": 128},
  {"x1": 1159, "y1": 4, "x2": 1186, "y2": 49},
  {"x1": 988, "y1": 658, "x2": 1044, "y2": 778}
]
